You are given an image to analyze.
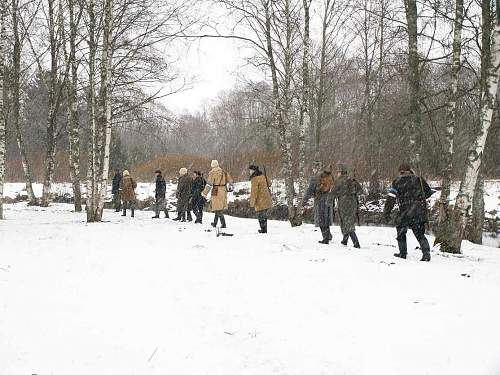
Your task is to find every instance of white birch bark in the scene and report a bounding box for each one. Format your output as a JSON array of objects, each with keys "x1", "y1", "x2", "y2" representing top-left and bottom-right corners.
[
  {"x1": 41, "y1": 0, "x2": 60, "y2": 207},
  {"x1": 0, "y1": 0, "x2": 6, "y2": 219},
  {"x1": 436, "y1": 0, "x2": 463, "y2": 239},
  {"x1": 294, "y1": 0, "x2": 312, "y2": 226},
  {"x1": 87, "y1": 0, "x2": 113, "y2": 222},
  {"x1": 446, "y1": 21, "x2": 500, "y2": 253},
  {"x1": 66, "y1": 0, "x2": 82, "y2": 212}
]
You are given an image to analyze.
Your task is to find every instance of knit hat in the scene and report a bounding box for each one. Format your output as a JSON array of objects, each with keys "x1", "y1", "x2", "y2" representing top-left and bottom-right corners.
[
  {"x1": 123, "y1": 170, "x2": 130, "y2": 177},
  {"x1": 249, "y1": 164, "x2": 259, "y2": 171},
  {"x1": 179, "y1": 168, "x2": 188, "y2": 176},
  {"x1": 398, "y1": 163, "x2": 413, "y2": 173},
  {"x1": 337, "y1": 163, "x2": 348, "y2": 174},
  {"x1": 211, "y1": 160, "x2": 219, "y2": 168}
]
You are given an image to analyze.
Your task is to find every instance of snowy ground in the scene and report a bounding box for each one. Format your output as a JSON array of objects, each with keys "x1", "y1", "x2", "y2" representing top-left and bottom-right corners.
[{"x1": 1, "y1": 203, "x2": 500, "y2": 375}]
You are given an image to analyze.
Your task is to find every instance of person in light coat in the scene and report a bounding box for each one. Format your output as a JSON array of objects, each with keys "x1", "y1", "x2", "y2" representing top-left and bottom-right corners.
[
  {"x1": 249, "y1": 164, "x2": 273, "y2": 233},
  {"x1": 202, "y1": 160, "x2": 233, "y2": 228},
  {"x1": 121, "y1": 170, "x2": 137, "y2": 217}
]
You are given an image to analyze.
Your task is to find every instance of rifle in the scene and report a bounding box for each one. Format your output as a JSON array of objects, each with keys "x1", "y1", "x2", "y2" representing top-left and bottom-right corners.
[
  {"x1": 263, "y1": 165, "x2": 272, "y2": 194},
  {"x1": 353, "y1": 168, "x2": 361, "y2": 226}
]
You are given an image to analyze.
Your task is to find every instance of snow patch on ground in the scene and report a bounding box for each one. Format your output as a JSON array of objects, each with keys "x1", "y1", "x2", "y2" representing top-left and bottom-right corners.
[{"x1": 1, "y1": 203, "x2": 500, "y2": 374}]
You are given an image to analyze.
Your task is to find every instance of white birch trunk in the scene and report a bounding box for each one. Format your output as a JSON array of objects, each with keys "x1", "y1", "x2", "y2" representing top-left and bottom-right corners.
[
  {"x1": 66, "y1": 0, "x2": 82, "y2": 212},
  {"x1": 445, "y1": 22, "x2": 500, "y2": 253},
  {"x1": 294, "y1": 0, "x2": 311, "y2": 226},
  {"x1": 87, "y1": 0, "x2": 113, "y2": 222},
  {"x1": 41, "y1": 0, "x2": 60, "y2": 207},
  {"x1": 0, "y1": 0, "x2": 6, "y2": 219},
  {"x1": 435, "y1": 0, "x2": 463, "y2": 240}
]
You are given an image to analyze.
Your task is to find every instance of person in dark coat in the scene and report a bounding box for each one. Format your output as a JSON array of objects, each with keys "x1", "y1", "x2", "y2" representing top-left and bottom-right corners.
[
  {"x1": 304, "y1": 169, "x2": 335, "y2": 244},
  {"x1": 332, "y1": 163, "x2": 362, "y2": 248},
  {"x1": 383, "y1": 163, "x2": 434, "y2": 261},
  {"x1": 191, "y1": 171, "x2": 207, "y2": 224},
  {"x1": 174, "y1": 168, "x2": 193, "y2": 222},
  {"x1": 152, "y1": 170, "x2": 169, "y2": 219},
  {"x1": 111, "y1": 169, "x2": 122, "y2": 212}
]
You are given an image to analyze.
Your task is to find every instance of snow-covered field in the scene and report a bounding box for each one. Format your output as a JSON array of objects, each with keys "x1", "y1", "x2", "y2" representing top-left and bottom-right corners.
[{"x1": 1, "y1": 203, "x2": 500, "y2": 375}]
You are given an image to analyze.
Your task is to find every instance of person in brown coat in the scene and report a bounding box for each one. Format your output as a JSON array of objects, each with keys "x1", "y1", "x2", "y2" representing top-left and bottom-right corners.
[
  {"x1": 173, "y1": 167, "x2": 193, "y2": 222},
  {"x1": 121, "y1": 170, "x2": 137, "y2": 217},
  {"x1": 202, "y1": 160, "x2": 233, "y2": 228},
  {"x1": 249, "y1": 165, "x2": 273, "y2": 233}
]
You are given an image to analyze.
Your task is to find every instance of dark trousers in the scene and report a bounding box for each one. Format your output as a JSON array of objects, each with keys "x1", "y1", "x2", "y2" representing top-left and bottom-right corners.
[
  {"x1": 257, "y1": 210, "x2": 268, "y2": 231},
  {"x1": 113, "y1": 192, "x2": 121, "y2": 211},
  {"x1": 213, "y1": 211, "x2": 226, "y2": 227},
  {"x1": 396, "y1": 223, "x2": 430, "y2": 256},
  {"x1": 192, "y1": 197, "x2": 204, "y2": 221},
  {"x1": 155, "y1": 197, "x2": 168, "y2": 217}
]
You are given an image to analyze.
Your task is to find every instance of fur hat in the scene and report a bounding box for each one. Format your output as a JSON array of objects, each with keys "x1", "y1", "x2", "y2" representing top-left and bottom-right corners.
[
  {"x1": 249, "y1": 164, "x2": 259, "y2": 171},
  {"x1": 123, "y1": 170, "x2": 130, "y2": 177},
  {"x1": 179, "y1": 168, "x2": 188, "y2": 176},
  {"x1": 155, "y1": 170, "x2": 162, "y2": 174},
  {"x1": 211, "y1": 160, "x2": 219, "y2": 168}
]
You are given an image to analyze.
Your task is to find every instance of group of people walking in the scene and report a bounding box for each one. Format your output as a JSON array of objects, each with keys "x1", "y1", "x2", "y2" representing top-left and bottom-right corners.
[{"x1": 111, "y1": 159, "x2": 435, "y2": 262}]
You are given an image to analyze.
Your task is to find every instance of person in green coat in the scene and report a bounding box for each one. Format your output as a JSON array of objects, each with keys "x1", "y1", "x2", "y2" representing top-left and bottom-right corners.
[{"x1": 332, "y1": 163, "x2": 362, "y2": 248}]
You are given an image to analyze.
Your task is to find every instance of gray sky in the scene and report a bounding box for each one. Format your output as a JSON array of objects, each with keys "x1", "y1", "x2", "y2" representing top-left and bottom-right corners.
[{"x1": 159, "y1": 37, "x2": 250, "y2": 114}]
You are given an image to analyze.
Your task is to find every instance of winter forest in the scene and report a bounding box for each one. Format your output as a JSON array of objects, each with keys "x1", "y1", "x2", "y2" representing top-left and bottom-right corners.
[{"x1": 1, "y1": 0, "x2": 500, "y2": 373}]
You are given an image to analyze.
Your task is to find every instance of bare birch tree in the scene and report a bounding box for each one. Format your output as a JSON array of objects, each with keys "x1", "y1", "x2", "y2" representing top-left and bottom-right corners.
[
  {"x1": 442, "y1": 8, "x2": 500, "y2": 253},
  {"x1": 0, "y1": 0, "x2": 6, "y2": 219},
  {"x1": 435, "y1": 0, "x2": 464, "y2": 242}
]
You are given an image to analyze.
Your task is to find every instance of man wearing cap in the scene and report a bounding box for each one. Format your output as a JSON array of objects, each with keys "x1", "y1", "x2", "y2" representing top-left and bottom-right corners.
[
  {"x1": 152, "y1": 170, "x2": 169, "y2": 219},
  {"x1": 383, "y1": 163, "x2": 434, "y2": 261},
  {"x1": 249, "y1": 164, "x2": 273, "y2": 233},
  {"x1": 202, "y1": 160, "x2": 233, "y2": 228},
  {"x1": 174, "y1": 168, "x2": 192, "y2": 222},
  {"x1": 332, "y1": 163, "x2": 362, "y2": 248}
]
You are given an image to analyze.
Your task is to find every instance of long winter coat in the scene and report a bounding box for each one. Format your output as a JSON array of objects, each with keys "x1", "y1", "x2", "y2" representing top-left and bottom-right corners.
[
  {"x1": 383, "y1": 174, "x2": 433, "y2": 226},
  {"x1": 155, "y1": 175, "x2": 167, "y2": 199},
  {"x1": 176, "y1": 174, "x2": 193, "y2": 211},
  {"x1": 121, "y1": 175, "x2": 137, "y2": 201},
  {"x1": 202, "y1": 167, "x2": 233, "y2": 212},
  {"x1": 304, "y1": 174, "x2": 335, "y2": 228},
  {"x1": 250, "y1": 171, "x2": 272, "y2": 212},
  {"x1": 112, "y1": 173, "x2": 122, "y2": 195},
  {"x1": 332, "y1": 175, "x2": 362, "y2": 235},
  {"x1": 191, "y1": 176, "x2": 207, "y2": 206}
]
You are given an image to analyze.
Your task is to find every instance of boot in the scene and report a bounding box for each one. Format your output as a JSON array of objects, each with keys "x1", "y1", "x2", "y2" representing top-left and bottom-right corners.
[
  {"x1": 318, "y1": 228, "x2": 330, "y2": 244},
  {"x1": 164, "y1": 210, "x2": 169, "y2": 219},
  {"x1": 420, "y1": 252, "x2": 431, "y2": 262},
  {"x1": 327, "y1": 228, "x2": 333, "y2": 241},
  {"x1": 187, "y1": 211, "x2": 193, "y2": 222},
  {"x1": 258, "y1": 220, "x2": 267, "y2": 234},
  {"x1": 181, "y1": 212, "x2": 186, "y2": 222},
  {"x1": 350, "y1": 232, "x2": 360, "y2": 248},
  {"x1": 122, "y1": 208, "x2": 127, "y2": 217},
  {"x1": 341, "y1": 234, "x2": 349, "y2": 246},
  {"x1": 220, "y1": 215, "x2": 226, "y2": 229},
  {"x1": 195, "y1": 211, "x2": 203, "y2": 224},
  {"x1": 152, "y1": 214, "x2": 160, "y2": 219},
  {"x1": 211, "y1": 215, "x2": 219, "y2": 227},
  {"x1": 173, "y1": 212, "x2": 182, "y2": 221},
  {"x1": 394, "y1": 253, "x2": 407, "y2": 259},
  {"x1": 131, "y1": 208, "x2": 135, "y2": 218}
]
